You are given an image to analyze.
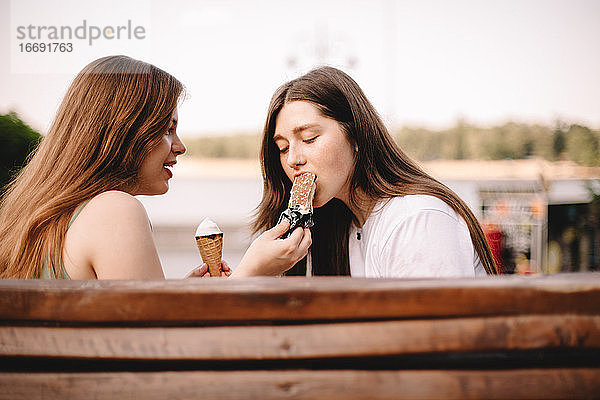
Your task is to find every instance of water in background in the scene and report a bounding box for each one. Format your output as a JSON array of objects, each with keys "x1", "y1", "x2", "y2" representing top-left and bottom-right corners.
[
  {"x1": 137, "y1": 158, "x2": 599, "y2": 277},
  {"x1": 137, "y1": 177, "x2": 263, "y2": 278},
  {"x1": 137, "y1": 175, "x2": 485, "y2": 278}
]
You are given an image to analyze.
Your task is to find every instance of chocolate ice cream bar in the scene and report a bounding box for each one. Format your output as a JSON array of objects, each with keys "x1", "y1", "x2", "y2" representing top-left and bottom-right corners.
[
  {"x1": 278, "y1": 172, "x2": 316, "y2": 239},
  {"x1": 288, "y1": 172, "x2": 317, "y2": 210}
]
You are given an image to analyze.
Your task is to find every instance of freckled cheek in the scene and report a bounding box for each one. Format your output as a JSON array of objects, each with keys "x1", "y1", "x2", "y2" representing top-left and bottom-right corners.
[
  {"x1": 311, "y1": 149, "x2": 341, "y2": 199},
  {"x1": 332, "y1": 149, "x2": 355, "y2": 192},
  {"x1": 323, "y1": 141, "x2": 353, "y2": 171},
  {"x1": 279, "y1": 155, "x2": 295, "y2": 182}
]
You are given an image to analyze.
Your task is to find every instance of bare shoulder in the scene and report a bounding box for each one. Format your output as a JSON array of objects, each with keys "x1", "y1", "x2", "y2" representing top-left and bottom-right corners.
[
  {"x1": 82, "y1": 190, "x2": 149, "y2": 224},
  {"x1": 87, "y1": 190, "x2": 147, "y2": 213},
  {"x1": 65, "y1": 190, "x2": 163, "y2": 279},
  {"x1": 67, "y1": 190, "x2": 151, "y2": 244},
  {"x1": 64, "y1": 191, "x2": 155, "y2": 279}
]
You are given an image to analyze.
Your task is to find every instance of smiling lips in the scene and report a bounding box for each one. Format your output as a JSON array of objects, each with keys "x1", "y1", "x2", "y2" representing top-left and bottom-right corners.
[{"x1": 163, "y1": 161, "x2": 176, "y2": 178}]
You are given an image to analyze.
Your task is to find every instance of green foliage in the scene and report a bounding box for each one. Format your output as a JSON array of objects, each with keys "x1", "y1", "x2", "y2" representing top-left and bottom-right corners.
[
  {"x1": 4, "y1": 111, "x2": 596, "y2": 176},
  {"x1": 0, "y1": 112, "x2": 42, "y2": 192},
  {"x1": 552, "y1": 128, "x2": 566, "y2": 159},
  {"x1": 564, "y1": 125, "x2": 600, "y2": 166},
  {"x1": 395, "y1": 127, "x2": 446, "y2": 161},
  {"x1": 395, "y1": 121, "x2": 598, "y2": 166},
  {"x1": 182, "y1": 122, "x2": 599, "y2": 167},
  {"x1": 183, "y1": 133, "x2": 261, "y2": 159}
]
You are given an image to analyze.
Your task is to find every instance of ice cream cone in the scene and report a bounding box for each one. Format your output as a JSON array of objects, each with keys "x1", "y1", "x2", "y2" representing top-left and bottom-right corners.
[
  {"x1": 196, "y1": 234, "x2": 223, "y2": 277},
  {"x1": 195, "y1": 218, "x2": 224, "y2": 277}
]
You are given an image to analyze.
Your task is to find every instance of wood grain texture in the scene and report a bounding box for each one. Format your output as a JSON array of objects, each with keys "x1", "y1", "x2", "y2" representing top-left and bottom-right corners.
[
  {"x1": 1, "y1": 273, "x2": 599, "y2": 323},
  {"x1": 1, "y1": 315, "x2": 598, "y2": 360},
  {"x1": 1, "y1": 274, "x2": 598, "y2": 398},
  {"x1": 1, "y1": 369, "x2": 599, "y2": 399}
]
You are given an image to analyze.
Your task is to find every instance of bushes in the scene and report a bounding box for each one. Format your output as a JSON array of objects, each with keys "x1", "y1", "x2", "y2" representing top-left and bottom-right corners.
[
  {"x1": 0, "y1": 112, "x2": 42, "y2": 192},
  {"x1": 564, "y1": 125, "x2": 600, "y2": 166},
  {"x1": 2, "y1": 111, "x2": 597, "y2": 176},
  {"x1": 395, "y1": 121, "x2": 599, "y2": 165},
  {"x1": 182, "y1": 121, "x2": 599, "y2": 166},
  {"x1": 184, "y1": 134, "x2": 261, "y2": 159}
]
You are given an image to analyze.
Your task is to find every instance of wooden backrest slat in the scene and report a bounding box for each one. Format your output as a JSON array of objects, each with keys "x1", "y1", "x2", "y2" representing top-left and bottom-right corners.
[{"x1": 0, "y1": 274, "x2": 598, "y2": 324}]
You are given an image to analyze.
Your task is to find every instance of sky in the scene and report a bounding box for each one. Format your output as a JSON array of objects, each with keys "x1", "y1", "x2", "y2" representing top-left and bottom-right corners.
[{"x1": 1, "y1": 0, "x2": 599, "y2": 137}]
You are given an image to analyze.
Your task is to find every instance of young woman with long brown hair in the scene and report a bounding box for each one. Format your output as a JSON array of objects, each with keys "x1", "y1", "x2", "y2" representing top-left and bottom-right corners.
[
  {"x1": 253, "y1": 66, "x2": 497, "y2": 277},
  {"x1": 0, "y1": 55, "x2": 310, "y2": 279}
]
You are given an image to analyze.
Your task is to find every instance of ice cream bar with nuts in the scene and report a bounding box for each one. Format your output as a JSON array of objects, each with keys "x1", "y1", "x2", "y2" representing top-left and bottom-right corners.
[{"x1": 278, "y1": 172, "x2": 316, "y2": 239}]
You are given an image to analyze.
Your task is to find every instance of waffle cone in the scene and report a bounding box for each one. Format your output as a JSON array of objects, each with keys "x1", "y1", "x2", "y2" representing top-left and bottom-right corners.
[{"x1": 196, "y1": 234, "x2": 223, "y2": 277}]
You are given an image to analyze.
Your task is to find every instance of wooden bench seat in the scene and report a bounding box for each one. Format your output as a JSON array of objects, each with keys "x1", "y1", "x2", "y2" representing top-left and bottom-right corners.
[{"x1": 0, "y1": 273, "x2": 599, "y2": 399}]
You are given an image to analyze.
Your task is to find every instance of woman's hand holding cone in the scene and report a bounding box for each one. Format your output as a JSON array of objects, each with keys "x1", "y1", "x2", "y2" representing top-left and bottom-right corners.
[{"x1": 186, "y1": 260, "x2": 232, "y2": 278}]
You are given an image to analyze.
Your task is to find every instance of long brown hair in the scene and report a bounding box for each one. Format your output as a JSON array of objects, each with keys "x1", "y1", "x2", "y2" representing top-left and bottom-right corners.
[
  {"x1": 0, "y1": 55, "x2": 184, "y2": 278},
  {"x1": 254, "y1": 66, "x2": 497, "y2": 275}
]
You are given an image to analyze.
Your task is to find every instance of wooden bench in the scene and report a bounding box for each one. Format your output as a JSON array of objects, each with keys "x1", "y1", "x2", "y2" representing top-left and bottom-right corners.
[{"x1": 0, "y1": 273, "x2": 599, "y2": 399}]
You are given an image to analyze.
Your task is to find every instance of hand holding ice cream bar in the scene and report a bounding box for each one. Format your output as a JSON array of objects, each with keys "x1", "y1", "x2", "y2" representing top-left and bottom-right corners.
[
  {"x1": 278, "y1": 172, "x2": 316, "y2": 239},
  {"x1": 195, "y1": 217, "x2": 223, "y2": 277}
]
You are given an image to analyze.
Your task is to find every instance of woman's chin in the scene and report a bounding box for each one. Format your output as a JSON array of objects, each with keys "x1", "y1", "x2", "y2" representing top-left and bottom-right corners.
[
  {"x1": 157, "y1": 183, "x2": 169, "y2": 195},
  {"x1": 313, "y1": 195, "x2": 331, "y2": 208},
  {"x1": 142, "y1": 183, "x2": 169, "y2": 196}
]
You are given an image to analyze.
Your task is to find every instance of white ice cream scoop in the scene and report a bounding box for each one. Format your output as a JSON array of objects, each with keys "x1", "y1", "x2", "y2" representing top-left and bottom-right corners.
[{"x1": 195, "y1": 217, "x2": 223, "y2": 237}]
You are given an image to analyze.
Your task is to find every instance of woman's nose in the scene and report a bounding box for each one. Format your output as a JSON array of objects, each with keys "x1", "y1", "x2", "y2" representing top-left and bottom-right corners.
[
  {"x1": 286, "y1": 144, "x2": 305, "y2": 168},
  {"x1": 172, "y1": 134, "x2": 186, "y2": 156}
]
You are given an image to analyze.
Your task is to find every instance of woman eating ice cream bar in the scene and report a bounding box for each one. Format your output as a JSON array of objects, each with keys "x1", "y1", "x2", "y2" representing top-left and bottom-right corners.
[
  {"x1": 251, "y1": 66, "x2": 498, "y2": 277},
  {"x1": 0, "y1": 56, "x2": 310, "y2": 280}
]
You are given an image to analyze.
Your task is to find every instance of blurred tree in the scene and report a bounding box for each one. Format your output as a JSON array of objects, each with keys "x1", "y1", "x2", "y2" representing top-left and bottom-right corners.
[
  {"x1": 551, "y1": 120, "x2": 570, "y2": 160},
  {"x1": 184, "y1": 134, "x2": 260, "y2": 159},
  {"x1": 0, "y1": 112, "x2": 42, "y2": 193},
  {"x1": 484, "y1": 124, "x2": 517, "y2": 159},
  {"x1": 530, "y1": 124, "x2": 554, "y2": 160},
  {"x1": 565, "y1": 125, "x2": 600, "y2": 166},
  {"x1": 552, "y1": 129, "x2": 566, "y2": 160},
  {"x1": 181, "y1": 122, "x2": 597, "y2": 168},
  {"x1": 394, "y1": 122, "x2": 585, "y2": 164},
  {"x1": 395, "y1": 127, "x2": 445, "y2": 160},
  {"x1": 449, "y1": 121, "x2": 466, "y2": 160}
]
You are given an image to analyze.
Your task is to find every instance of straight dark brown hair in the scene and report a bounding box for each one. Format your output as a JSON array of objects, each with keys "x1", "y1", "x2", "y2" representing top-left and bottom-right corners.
[{"x1": 254, "y1": 66, "x2": 497, "y2": 276}]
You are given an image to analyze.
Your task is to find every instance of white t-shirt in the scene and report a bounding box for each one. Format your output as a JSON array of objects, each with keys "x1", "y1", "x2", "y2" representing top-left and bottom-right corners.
[{"x1": 349, "y1": 195, "x2": 486, "y2": 278}]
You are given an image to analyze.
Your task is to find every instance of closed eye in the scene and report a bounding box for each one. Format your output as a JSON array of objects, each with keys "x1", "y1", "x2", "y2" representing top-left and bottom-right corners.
[
  {"x1": 278, "y1": 146, "x2": 289, "y2": 154},
  {"x1": 303, "y1": 136, "x2": 318, "y2": 144}
]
